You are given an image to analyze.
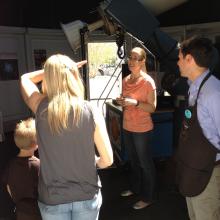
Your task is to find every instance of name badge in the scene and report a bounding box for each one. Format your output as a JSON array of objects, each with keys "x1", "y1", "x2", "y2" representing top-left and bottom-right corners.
[{"x1": 185, "y1": 109, "x2": 192, "y2": 119}]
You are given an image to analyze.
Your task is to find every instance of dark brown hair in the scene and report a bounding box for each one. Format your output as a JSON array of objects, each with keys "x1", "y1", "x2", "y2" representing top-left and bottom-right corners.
[{"x1": 179, "y1": 36, "x2": 213, "y2": 68}]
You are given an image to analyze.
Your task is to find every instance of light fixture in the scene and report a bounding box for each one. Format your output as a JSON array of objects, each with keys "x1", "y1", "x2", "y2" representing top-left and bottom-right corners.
[{"x1": 61, "y1": 20, "x2": 104, "y2": 52}]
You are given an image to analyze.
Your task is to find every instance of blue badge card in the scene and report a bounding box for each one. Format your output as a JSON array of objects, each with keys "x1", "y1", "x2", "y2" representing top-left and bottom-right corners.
[{"x1": 185, "y1": 109, "x2": 192, "y2": 119}]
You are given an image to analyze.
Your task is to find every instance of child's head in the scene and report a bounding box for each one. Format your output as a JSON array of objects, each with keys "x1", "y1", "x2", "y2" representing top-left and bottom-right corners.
[{"x1": 14, "y1": 117, "x2": 37, "y2": 150}]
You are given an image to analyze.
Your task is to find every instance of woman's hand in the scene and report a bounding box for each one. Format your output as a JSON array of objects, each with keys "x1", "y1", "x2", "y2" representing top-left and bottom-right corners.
[
  {"x1": 115, "y1": 97, "x2": 124, "y2": 106},
  {"x1": 76, "y1": 60, "x2": 87, "y2": 68}
]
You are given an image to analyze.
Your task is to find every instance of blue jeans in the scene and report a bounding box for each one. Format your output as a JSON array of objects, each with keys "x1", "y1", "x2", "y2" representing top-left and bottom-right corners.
[
  {"x1": 38, "y1": 190, "x2": 102, "y2": 220},
  {"x1": 123, "y1": 129, "x2": 156, "y2": 202}
]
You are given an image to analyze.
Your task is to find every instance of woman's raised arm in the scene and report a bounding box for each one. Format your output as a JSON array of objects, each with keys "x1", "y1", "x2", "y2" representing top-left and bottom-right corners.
[{"x1": 20, "y1": 69, "x2": 45, "y2": 114}]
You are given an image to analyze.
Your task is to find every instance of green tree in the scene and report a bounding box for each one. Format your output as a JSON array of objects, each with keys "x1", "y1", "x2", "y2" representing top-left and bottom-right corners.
[{"x1": 88, "y1": 42, "x2": 118, "y2": 77}]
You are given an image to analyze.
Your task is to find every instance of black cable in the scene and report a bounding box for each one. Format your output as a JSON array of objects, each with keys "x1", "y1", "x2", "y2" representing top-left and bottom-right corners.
[{"x1": 116, "y1": 30, "x2": 125, "y2": 59}]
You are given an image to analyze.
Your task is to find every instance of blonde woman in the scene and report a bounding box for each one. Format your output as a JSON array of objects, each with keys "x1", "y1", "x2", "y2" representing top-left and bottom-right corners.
[{"x1": 20, "y1": 54, "x2": 113, "y2": 220}]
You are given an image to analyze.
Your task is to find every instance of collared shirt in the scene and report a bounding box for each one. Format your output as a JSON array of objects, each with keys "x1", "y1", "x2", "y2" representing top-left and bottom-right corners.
[{"x1": 188, "y1": 69, "x2": 220, "y2": 161}]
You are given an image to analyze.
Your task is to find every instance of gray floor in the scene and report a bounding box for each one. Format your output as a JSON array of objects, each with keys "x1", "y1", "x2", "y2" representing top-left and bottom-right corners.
[{"x1": 98, "y1": 160, "x2": 189, "y2": 220}]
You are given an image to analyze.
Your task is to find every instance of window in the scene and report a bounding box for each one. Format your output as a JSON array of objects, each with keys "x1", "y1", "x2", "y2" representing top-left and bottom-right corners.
[{"x1": 87, "y1": 42, "x2": 122, "y2": 116}]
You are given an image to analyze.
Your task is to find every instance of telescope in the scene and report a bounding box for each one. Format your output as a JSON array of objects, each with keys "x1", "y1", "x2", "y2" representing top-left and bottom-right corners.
[{"x1": 61, "y1": 0, "x2": 219, "y2": 96}]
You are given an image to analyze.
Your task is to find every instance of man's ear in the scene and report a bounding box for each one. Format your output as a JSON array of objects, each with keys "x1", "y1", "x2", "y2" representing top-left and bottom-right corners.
[
  {"x1": 76, "y1": 60, "x2": 87, "y2": 68},
  {"x1": 186, "y1": 54, "x2": 194, "y2": 63}
]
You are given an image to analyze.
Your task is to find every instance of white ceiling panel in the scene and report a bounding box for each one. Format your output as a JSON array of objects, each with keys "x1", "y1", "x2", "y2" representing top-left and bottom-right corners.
[{"x1": 138, "y1": 0, "x2": 188, "y2": 15}]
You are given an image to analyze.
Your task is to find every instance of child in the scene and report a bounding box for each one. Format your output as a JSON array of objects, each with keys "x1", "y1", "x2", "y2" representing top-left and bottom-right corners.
[{"x1": 2, "y1": 118, "x2": 42, "y2": 220}]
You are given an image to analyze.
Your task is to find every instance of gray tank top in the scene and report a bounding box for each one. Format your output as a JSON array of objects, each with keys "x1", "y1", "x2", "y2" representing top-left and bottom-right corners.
[{"x1": 36, "y1": 99, "x2": 100, "y2": 205}]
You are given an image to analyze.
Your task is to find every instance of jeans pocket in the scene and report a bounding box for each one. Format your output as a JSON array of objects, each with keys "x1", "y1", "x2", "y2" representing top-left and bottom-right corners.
[
  {"x1": 38, "y1": 201, "x2": 65, "y2": 214},
  {"x1": 84, "y1": 190, "x2": 102, "y2": 211}
]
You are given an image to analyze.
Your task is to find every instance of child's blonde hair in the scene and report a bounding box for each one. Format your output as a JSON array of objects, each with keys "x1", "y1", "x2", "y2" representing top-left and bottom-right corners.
[{"x1": 14, "y1": 117, "x2": 36, "y2": 150}]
